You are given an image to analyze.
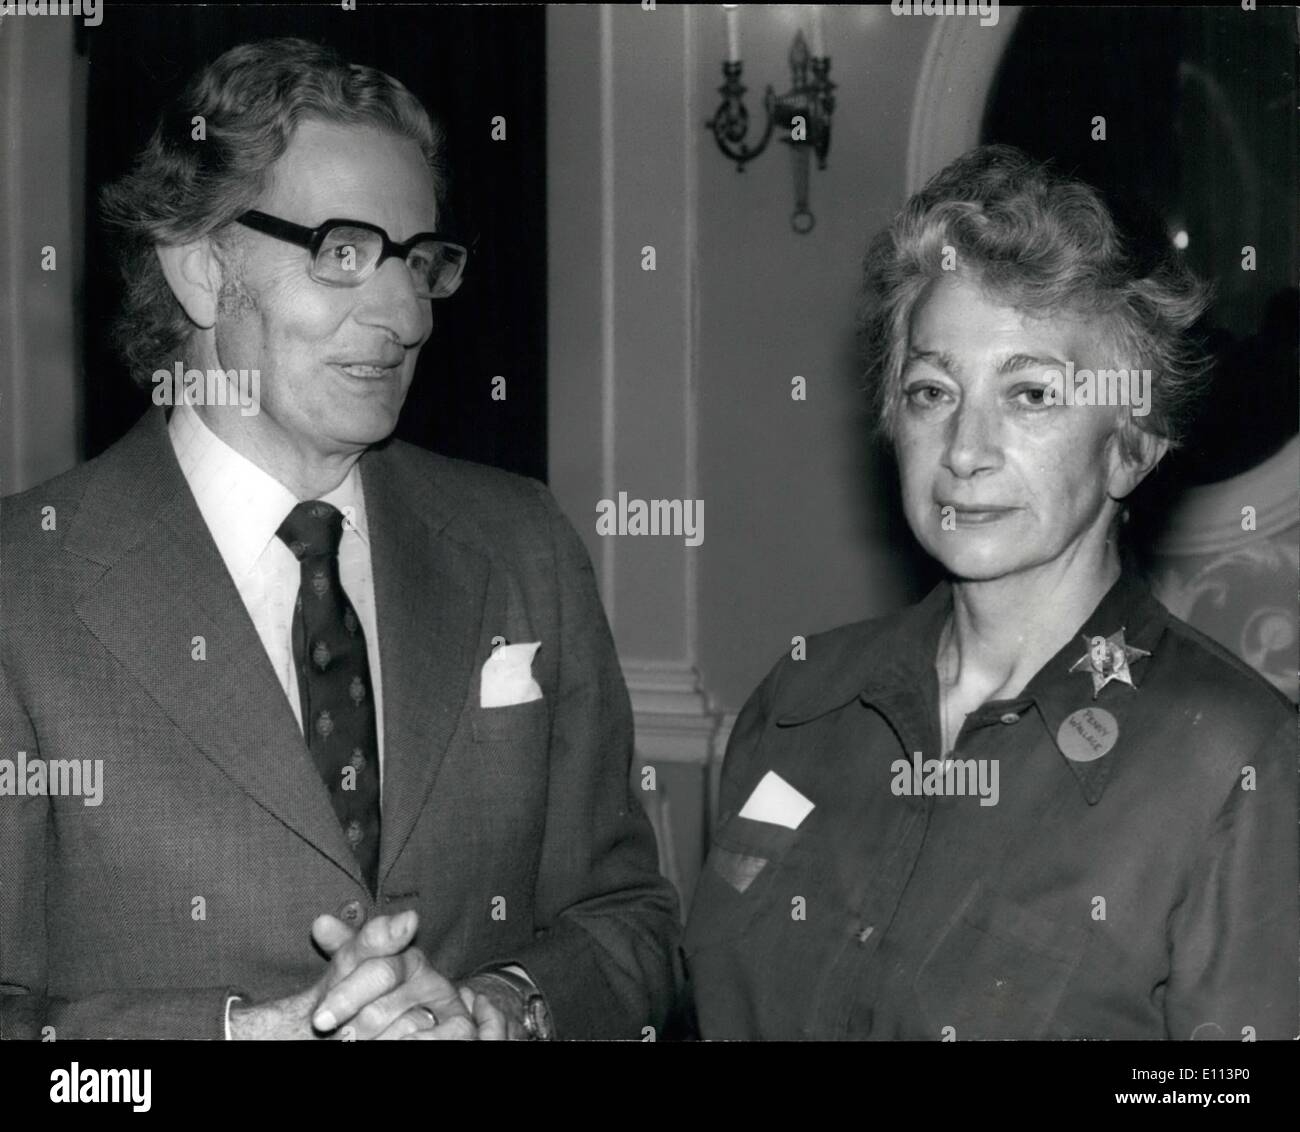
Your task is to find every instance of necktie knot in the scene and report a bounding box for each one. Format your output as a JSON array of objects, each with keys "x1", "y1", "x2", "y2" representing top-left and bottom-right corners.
[{"x1": 277, "y1": 501, "x2": 344, "y2": 560}]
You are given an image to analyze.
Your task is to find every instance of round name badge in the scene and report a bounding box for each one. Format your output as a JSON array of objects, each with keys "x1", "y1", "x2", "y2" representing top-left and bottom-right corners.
[{"x1": 1056, "y1": 707, "x2": 1119, "y2": 763}]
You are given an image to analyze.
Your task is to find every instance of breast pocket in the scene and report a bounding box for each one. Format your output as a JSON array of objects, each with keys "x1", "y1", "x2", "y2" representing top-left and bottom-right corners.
[
  {"x1": 912, "y1": 879, "x2": 1088, "y2": 1040},
  {"x1": 682, "y1": 814, "x2": 802, "y2": 955},
  {"x1": 470, "y1": 698, "x2": 549, "y2": 745}
]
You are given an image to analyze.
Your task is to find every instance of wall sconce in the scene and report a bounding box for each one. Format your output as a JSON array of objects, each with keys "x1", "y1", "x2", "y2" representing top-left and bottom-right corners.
[{"x1": 705, "y1": 6, "x2": 836, "y2": 234}]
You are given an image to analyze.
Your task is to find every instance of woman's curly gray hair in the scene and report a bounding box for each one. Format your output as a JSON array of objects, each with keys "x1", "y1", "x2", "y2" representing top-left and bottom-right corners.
[
  {"x1": 859, "y1": 144, "x2": 1213, "y2": 463},
  {"x1": 99, "y1": 37, "x2": 446, "y2": 385}
]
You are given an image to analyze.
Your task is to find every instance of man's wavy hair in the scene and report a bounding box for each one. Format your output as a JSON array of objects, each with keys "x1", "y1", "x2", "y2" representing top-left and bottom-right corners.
[
  {"x1": 859, "y1": 145, "x2": 1213, "y2": 464},
  {"x1": 99, "y1": 37, "x2": 447, "y2": 385}
]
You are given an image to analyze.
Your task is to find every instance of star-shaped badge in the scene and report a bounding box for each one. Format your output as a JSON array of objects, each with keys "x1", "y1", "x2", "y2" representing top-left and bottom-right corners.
[{"x1": 1068, "y1": 628, "x2": 1151, "y2": 698}]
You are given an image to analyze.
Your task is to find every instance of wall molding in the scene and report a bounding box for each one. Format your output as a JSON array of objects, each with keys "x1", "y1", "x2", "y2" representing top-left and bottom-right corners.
[
  {"x1": 905, "y1": 7, "x2": 1023, "y2": 194},
  {"x1": 625, "y1": 659, "x2": 719, "y2": 766},
  {"x1": 598, "y1": 3, "x2": 618, "y2": 615},
  {"x1": 0, "y1": 19, "x2": 85, "y2": 495},
  {"x1": 1152, "y1": 435, "x2": 1300, "y2": 556}
]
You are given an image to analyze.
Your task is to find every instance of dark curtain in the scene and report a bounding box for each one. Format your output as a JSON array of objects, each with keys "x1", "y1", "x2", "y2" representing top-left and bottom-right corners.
[{"x1": 81, "y1": 2, "x2": 547, "y2": 482}]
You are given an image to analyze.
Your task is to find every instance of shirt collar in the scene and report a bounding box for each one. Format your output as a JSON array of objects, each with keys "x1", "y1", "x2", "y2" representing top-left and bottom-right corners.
[
  {"x1": 776, "y1": 582, "x2": 949, "y2": 731},
  {"x1": 168, "y1": 400, "x2": 370, "y2": 580},
  {"x1": 776, "y1": 570, "x2": 1168, "y2": 805}
]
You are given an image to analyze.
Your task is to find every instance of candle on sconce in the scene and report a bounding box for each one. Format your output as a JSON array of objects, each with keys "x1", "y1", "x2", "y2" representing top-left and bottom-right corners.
[
  {"x1": 810, "y1": 6, "x2": 826, "y2": 58},
  {"x1": 723, "y1": 5, "x2": 740, "y2": 63}
]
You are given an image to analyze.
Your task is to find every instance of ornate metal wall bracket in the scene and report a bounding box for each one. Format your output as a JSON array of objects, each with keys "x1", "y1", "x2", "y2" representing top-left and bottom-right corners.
[{"x1": 705, "y1": 30, "x2": 836, "y2": 233}]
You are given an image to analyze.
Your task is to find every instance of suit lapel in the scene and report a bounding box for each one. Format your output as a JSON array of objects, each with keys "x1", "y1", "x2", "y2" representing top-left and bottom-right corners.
[
  {"x1": 361, "y1": 442, "x2": 491, "y2": 885},
  {"x1": 69, "y1": 410, "x2": 364, "y2": 885}
]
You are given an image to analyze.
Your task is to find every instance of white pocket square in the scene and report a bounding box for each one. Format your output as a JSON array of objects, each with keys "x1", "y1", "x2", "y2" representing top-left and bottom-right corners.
[
  {"x1": 737, "y1": 770, "x2": 814, "y2": 829},
  {"x1": 480, "y1": 641, "x2": 543, "y2": 708}
]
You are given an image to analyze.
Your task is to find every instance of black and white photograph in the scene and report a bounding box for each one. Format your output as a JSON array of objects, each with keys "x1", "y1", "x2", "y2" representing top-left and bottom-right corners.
[{"x1": 0, "y1": 0, "x2": 1296, "y2": 1112}]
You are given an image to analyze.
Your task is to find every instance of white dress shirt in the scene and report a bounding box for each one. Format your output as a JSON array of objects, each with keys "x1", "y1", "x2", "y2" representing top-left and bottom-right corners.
[{"x1": 168, "y1": 400, "x2": 386, "y2": 782}]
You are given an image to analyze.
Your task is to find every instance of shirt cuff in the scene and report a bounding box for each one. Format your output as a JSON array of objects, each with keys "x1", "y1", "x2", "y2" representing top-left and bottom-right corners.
[
  {"x1": 223, "y1": 994, "x2": 244, "y2": 1040},
  {"x1": 499, "y1": 964, "x2": 538, "y2": 991}
]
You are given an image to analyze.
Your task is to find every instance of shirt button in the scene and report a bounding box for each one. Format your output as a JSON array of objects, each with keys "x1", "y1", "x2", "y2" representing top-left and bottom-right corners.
[
  {"x1": 338, "y1": 899, "x2": 364, "y2": 925},
  {"x1": 855, "y1": 925, "x2": 874, "y2": 945},
  {"x1": 999, "y1": 711, "x2": 1020, "y2": 725}
]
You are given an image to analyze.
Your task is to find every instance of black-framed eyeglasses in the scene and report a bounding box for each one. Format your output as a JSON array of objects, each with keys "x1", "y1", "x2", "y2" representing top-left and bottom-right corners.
[{"x1": 236, "y1": 210, "x2": 469, "y2": 300}]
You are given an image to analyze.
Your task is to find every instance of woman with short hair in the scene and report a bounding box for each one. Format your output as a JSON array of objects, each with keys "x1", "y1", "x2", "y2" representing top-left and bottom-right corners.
[{"x1": 683, "y1": 145, "x2": 1297, "y2": 1040}]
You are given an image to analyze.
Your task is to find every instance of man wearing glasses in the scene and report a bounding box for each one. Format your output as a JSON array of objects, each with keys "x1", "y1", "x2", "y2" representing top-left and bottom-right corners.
[{"x1": 0, "y1": 38, "x2": 678, "y2": 1040}]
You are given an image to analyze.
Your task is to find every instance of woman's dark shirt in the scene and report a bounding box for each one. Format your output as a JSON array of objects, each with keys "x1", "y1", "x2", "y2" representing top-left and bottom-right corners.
[{"x1": 684, "y1": 572, "x2": 1298, "y2": 1039}]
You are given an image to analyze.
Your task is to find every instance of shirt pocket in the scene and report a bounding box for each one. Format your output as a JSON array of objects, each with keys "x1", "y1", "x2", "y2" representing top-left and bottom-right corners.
[
  {"x1": 682, "y1": 814, "x2": 801, "y2": 955},
  {"x1": 912, "y1": 878, "x2": 1088, "y2": 1040},
  {"x1": 470, "y1": 698, "x2": 549, "y2": 744}
]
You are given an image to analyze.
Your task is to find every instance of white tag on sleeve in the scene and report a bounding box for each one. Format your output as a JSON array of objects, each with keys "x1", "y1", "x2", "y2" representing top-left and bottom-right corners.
[{"x1": 737, "y1": 770, "x2": 814, "y2": 829}]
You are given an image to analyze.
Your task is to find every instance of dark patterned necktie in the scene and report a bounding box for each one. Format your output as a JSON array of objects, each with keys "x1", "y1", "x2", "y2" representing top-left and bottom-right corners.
[{"x1": 277, "y1": 500, "x2": 380, "y2": 893}]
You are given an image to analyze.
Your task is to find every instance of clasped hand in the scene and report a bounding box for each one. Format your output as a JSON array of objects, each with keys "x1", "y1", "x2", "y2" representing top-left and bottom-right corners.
[{"x1": 228, "y1": 910, "x2": 509, "y2": 1040}]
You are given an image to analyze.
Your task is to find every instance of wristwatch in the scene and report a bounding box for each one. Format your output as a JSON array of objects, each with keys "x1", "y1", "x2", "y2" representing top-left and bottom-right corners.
[{"x1": 477, "y1": 968, "x2": 555, "y2": 1041}]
